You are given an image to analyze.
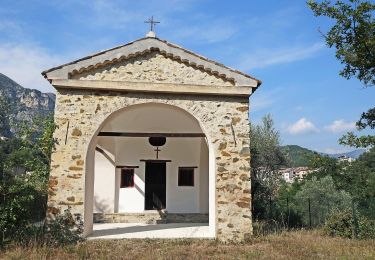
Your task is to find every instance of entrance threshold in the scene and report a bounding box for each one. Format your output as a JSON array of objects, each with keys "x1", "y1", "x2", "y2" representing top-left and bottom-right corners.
[{"x1": 88, "y1": 223, "x2": 213, "y2": 239}]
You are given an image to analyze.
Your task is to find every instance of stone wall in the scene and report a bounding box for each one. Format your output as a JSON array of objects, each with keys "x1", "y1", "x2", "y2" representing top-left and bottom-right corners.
[
  {"x1": 93, "y1": 212, "x2": 209, "y2": 224},
  {"x1": 48, "y1": 89, "x2": 252, "y2": 242},
  {"x1": 167, "y1": 213, "x2": 209, "y2": 223},
  {"x1": 71, "y1": 51, "x2": 234, "y2": 87},
  {"x1": 93, "y1": 212, "x2": 167, "y2": 224}
]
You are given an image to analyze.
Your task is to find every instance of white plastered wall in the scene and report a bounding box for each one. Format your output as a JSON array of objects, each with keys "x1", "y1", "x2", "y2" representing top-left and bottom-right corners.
[
  {"x1": 93, "y1": 146, "x2": 116, "y2": 213},
  {"x1": 93, "y1": 137, "x2": 209, "y2": 213}
]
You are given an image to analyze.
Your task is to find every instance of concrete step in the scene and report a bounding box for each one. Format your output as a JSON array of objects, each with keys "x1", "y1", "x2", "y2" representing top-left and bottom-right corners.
[{"x1": 93, "y1": 212, "x2": 208, "y2": 224}]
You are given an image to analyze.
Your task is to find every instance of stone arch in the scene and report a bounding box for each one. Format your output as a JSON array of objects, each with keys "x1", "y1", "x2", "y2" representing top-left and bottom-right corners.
[{"x1": 83, "y1": 102, "x2": 217, "y2": 237}]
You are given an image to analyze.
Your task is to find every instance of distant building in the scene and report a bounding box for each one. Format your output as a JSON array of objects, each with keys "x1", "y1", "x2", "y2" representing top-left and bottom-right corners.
[
  {"x1": 337, "y1": 155, "x2": 355, "y2": 163},
  {"x1": 293, "y1": 167, "x2": 310, "y2": 180},
  {"x1": 279, "y1": 168, "x2": 294, "y2": 183},
  {"x1": 280, "y1": 167, "x2": 315, "y2": 183}
]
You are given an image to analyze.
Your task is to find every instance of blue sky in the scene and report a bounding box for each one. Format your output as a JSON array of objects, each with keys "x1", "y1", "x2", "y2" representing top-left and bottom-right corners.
[{"x1": 0, "y1": 0, "x2": 374, "y2": 153}]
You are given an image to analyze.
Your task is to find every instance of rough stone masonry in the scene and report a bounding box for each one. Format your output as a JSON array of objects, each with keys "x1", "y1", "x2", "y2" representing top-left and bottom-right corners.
[{"x1": 42, "y1": 35, "x2": 261, "y2": 242}]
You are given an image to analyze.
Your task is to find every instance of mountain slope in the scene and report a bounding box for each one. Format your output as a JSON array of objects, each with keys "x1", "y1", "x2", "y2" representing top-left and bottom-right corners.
[
  {"x1": 0, "y1": 73, "x2": 55, "y2": 136},
  {"x1": 326, "y1": 149, "x2": 366, "y2": 159},
  {"x1": 281, "y1": 145, "x2": 321, "y2": 167},
  {"x1": 282, "y1": 145, "x2": 367, "y2": 167}
]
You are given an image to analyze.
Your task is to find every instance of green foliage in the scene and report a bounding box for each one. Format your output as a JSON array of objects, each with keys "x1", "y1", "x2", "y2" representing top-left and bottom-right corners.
[
  {"x1": 323, "y1": 208, "x2": 353, "y2": 238},
  {"x1": 294, "y1": 176, "x2": 352, "y2": 227},
  {"x1": 340, "y1": 131, "x2": 375, "y2": 148},
  {"x1": 308, "y1": 0, "x2": 375, "y2": 148},
  {"x1": 306, "y1": 153, "x2": 344, "y2": 187},
  {"x1": 340, "y1": 148, "x2": 375, "y2": 218},
  {"x1": 251, "y1": 115, "x2": 287, "y2": 172},
  {"x1": 250, "y1": 114, "x2": 287, "y2": 220},
  {"x1": 0, "y1": 109, "x2": 83, "y2": 247},
  {"x1": 304, "y1": 149, "x2": 375, "y2": 220},
  {"x1": 281, "y1": 145, "x2": 320, "y2": 167},
  {"x1": 324, "y1": 208, "x2": 375, "y2": 239},
  {"x1": 44, "y1": 208, "x2": 84, "y2": 247},
  {"x1": 5, "y1": 208, "x2": 84, "y2": 247},
  {"x1": 0, "y1": 113, "x2": 56, "y2": 246},
  {"x1": 0, "y1": 96, "x2": 11, "y2": 137},
  {"x1": 340, "y1": 106, "x2": 375, "y2": 148},
  {"x1": 308, "y1": 0, "x2": 375, "y2": 87},
  {"x1": 275, "y1": 181, "x2": 305, "y2": 228},
  {"x1": 357, "y1": 107, "x2": 375, "y2": 129},
  {"x1": 357, "y1": 215, "x2": 375, "y2": 239},
  {"x1": 0, "y1": 172, "x2": 46, "y2": 245}
]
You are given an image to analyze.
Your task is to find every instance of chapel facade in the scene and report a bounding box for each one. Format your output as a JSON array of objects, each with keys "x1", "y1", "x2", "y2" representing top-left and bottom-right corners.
[{"x1": 42, "y1": 32, "x2": 261, "y2": 242}]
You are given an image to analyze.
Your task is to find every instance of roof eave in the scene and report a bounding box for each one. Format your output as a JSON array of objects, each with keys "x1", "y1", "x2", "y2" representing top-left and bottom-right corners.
[{"x1": 42, "y1": 37, "x2": 262, "y2": 89}]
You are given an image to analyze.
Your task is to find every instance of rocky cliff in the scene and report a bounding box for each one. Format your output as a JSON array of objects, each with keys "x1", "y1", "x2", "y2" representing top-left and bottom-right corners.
[{"x1": 0, "y1": 73, "x2": 55, "y2": 136}]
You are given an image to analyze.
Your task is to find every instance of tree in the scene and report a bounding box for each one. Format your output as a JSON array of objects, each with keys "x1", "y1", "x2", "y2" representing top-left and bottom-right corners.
[
  {"x1": 0, "y1": 115, "x2": 54, "y2": 246},
  {"x1": 308, "y1": 0, "x2": 375, "y2": 87},
  {"x1": 339, "y1": 107, "x2": 375, "y2": 148},
  {"x1": 307, "y1": 147, "x2": 375, "y2": 219},
  {"x1": 294, "y1": 176, "x2": 352, "y2": 227},
  {"x1": 308, "y1": 0, "x2": 375, "y2": 148},
  {"x1": 250, "y1": 114, "x2": 287, "y2": 219},
  {"x1": 0, "y1": 97, "x2": 10, "y2": 137},
  {"x1": 340, "y1": 148, "x2": 375, "y2": 218},
  {"x1": 306, "y1": 153, "x2": 345, "y2": 187}
]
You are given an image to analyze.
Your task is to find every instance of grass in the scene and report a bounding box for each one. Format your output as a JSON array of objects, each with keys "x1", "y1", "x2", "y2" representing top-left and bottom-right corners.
[{"x1": 1, "y1": 230, "x2": 375, "y2": 259}]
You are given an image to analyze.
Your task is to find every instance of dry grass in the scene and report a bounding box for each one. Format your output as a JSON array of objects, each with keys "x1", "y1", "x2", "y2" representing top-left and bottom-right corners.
[{"x1": 1, "y1": 230, "x2": 375, "y2": 260}]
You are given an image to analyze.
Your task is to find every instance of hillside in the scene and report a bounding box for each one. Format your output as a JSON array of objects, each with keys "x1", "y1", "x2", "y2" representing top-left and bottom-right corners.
[
  {"x1": 281, "y1": 145, "x2": 367, "y2": 167},
  {"x1": 327, "y1": 149, "x2": 366, "y2": 159},
  {"x1": 0, "y1": 73, "x2": 55, "y2": 136},
  {"x1": 281, "y1": 145, "x2": 320, "y2": 167}
]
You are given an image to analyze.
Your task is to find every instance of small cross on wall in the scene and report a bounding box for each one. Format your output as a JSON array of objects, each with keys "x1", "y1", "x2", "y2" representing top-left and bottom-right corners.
[
  {"x1": 154, "y1": 146, "x2": 161, "y2": 159},
  {"x1": 145, "y1": 16, "x2": 160, "y2": 32}
]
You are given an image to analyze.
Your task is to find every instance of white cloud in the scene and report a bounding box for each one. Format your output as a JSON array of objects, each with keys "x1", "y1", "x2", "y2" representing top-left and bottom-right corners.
[
  {"x1": 287, "y1": 118, "x2": 319, "y2": 134},
  {"x1": 325, "y1": 120, "x2": 356, "y2": 133},
  {"x1": 0, "y1": 43, "x2": 67, "y2": 93},
  {"x1": 239, "y1": 42, "x2": 325, "y2": 71}
]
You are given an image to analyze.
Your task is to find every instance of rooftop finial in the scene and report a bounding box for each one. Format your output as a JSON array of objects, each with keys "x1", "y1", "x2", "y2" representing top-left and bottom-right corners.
[{"x1": 145, "y1": 16, "x2": 160, "y2": 37}]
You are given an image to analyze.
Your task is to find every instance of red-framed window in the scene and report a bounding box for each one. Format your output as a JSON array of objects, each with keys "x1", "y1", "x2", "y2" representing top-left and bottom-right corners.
[{"x1": 120, "y1": 168, "x2": 134, "y2": 188}]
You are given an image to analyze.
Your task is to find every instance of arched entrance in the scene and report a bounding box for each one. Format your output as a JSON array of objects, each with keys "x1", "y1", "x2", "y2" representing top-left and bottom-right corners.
[{"x1": 84, "y1": 103, "x2": 216, "y2": 238}]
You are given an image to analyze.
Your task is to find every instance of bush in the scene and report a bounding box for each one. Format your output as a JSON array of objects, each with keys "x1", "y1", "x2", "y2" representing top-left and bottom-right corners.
[
  {"x1": 0, "y1": 208, "x2": 83, "y2": 248},
  {"x1": 44, "y1": 208, "x2": 84, "y2": 246},
  {"x1": 323, "y1": 209, "x2": 353, "y2": 238},
  {"x1": 357, "y1": 216, "x2": 375, "y2": 239},
  {"x1": 324, "y1": 209, "x2": 375, "y2": 239}
]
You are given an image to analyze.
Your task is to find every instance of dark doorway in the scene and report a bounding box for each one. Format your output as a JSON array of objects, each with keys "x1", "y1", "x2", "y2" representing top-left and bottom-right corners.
[{"x1": 145, "y1": 162, "x2": 166, "y2": 210}]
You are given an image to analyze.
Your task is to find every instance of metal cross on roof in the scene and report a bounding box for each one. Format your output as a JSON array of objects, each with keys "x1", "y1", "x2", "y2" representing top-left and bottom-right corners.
[{"x1": 145, "y1": 16, "x2": 160, "y2": 32}]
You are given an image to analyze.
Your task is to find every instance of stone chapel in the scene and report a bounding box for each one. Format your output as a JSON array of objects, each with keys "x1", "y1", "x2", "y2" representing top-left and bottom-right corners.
[{"x1": 42, "y1": 30, "x2": 261, "y2": 242}]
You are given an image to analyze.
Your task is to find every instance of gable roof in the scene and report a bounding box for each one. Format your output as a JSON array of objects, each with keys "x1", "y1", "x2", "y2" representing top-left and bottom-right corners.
[{"x1": 42, "y1": 37, "x2": 261, "y2": 89}]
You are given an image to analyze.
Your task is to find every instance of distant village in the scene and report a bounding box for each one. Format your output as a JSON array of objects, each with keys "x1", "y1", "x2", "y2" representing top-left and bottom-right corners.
[{"x1": 280, "y1": 155, "x2": 356, "y2": 183}]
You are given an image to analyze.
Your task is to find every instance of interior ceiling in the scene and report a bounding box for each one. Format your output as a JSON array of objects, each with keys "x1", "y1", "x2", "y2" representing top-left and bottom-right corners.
[{"x1": 100, "y1": 103, "x2": 204, "y2": 133}]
